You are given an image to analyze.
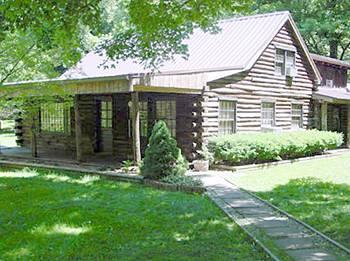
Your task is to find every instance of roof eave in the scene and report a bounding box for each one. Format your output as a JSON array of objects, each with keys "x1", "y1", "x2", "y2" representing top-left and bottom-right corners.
[{"x1": 2, "y1": 74, "x2": 130, "y2": 88}]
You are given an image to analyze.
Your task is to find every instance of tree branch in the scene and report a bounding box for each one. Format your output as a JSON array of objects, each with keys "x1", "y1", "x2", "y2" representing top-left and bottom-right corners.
[
  {"x1": 0, "y1": 43, "x2": 35, "y2": 84},
  {"x1": 307, "y1": 34, "x2": 321, "y2": 54},
  {"x1": 339, "y1": 41, "x2": 350, "y2": 60}
]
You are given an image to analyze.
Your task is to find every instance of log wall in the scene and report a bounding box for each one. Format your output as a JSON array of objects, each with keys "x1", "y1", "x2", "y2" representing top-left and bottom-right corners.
[
  {"x1": 20, "y1": 95, "x2": 97, "y2": 158},
  {"x1": 315, "y1": 62, "x2": 347, "y2": 88},
  {"x1": 205, "y1": 21, "x2": 316, "y2": 134},
  {"x1": 139, "y1": 93, "x2": 202, "y2": 160}
]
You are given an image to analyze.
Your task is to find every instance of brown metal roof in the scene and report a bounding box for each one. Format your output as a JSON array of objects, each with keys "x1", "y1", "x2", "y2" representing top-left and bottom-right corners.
[
  {"x1": 311, "y1": 53, "x2": 350, "y2": 69},
  {"x1": 61, "y1": 12, "x2": 290, "y2": 79}
]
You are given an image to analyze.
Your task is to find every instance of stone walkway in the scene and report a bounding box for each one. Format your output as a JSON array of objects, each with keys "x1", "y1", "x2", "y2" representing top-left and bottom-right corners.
[{"x1": 191, "y1": 172, "x2": 350, "y2": 261}]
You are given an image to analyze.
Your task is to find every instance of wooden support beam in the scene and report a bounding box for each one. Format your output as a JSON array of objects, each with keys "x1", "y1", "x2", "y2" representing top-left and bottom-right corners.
[
  {"x1": 321, "y1": 101, "x2": 328, "y2": 131},
  {"x1": 31, "y1": 115, "x2": 38, "y2": 157},
  {"x1": 347, "y1": 105, "x2": 350, "y2": 148},
  {"x1": 74, "y1": 95, "x2": 83, "y2": 162},
  {"x1": 131, "y1": 92, "x2": 141, "y2": 163}
]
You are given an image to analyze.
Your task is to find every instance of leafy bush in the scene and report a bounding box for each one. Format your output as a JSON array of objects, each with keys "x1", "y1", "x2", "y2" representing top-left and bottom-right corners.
[
  {"x1": 140, "y1": 120, "x2": 188, "y2": 179},
  {"x1": 160, "y1": 174, "x2": 203, "y2": 187},
  {"x1": 208, "y1": 130, "x2": 343, "y2": 166}
]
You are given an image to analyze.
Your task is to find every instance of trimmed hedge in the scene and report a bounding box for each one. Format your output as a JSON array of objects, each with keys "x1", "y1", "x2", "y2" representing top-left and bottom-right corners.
[{"x1": 208, "y1": 130, "x2": 343, "y2": 166}]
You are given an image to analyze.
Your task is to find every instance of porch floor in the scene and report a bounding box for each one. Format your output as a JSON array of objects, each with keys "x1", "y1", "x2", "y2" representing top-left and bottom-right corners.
[{"x1": 0, "y1": 145, "x2": 122, "y2": 170}]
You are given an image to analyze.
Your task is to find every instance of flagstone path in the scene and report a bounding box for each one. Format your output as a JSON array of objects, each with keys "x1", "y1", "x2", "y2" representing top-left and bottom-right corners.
[{"x1": 190, "y1": 171, "x2": 350, "y2": 261}]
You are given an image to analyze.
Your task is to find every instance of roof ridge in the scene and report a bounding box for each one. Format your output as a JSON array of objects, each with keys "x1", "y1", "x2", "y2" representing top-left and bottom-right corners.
[{"x1": 219, "y1": 11, "x2": 290, "y2": 24}]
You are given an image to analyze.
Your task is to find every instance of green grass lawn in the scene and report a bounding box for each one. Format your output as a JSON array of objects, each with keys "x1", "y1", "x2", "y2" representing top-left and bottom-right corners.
[
  {"x1": 228, "y1": 153, "x2": 350, "y2": 249},
  {"x1": 0, "y1": 167, "x2": 268, "y2": 260}
]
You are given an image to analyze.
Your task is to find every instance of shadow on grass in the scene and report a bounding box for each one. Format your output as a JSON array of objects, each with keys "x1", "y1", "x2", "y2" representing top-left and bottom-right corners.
[
  {"x1": 256, "y1": 177, "x2": 350, "y2": 249},
  {"x1": 0, "y1": 166, "x2": 268, "y2": 260}
]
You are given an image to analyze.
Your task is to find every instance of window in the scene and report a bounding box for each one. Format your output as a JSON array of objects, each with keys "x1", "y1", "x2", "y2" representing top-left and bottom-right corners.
[
  {"x1": 291, "y1": 104, "x2": 303, "y2": 128},
  {"x1": 219, "y1": 100, "x2": 236, "y2": 135},
  {"x1": 261, "y1": 102, "x2": 275, "y2": 127},
  {"x1": 139, "y1": 101, "x2": 148, "y2": 137},
  {"x1": 275, "y1": 49, "x2": 296, "y2": 76},
  {"x1": 101, "y1": 101, "x2": 112, "y2": 128},
  {"x1": 156, "y1": 100, "x2": 176, "y2": 136},
  {"x1": 40, "y1": 102, "x2": 72, "y2": 133},
  {"x1": 326, "y1": 79, "x2": 334, "y2": 88}
]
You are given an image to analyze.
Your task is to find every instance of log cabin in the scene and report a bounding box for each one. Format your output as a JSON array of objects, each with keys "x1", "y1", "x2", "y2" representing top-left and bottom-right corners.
[{"x1": 2, "y1": 11, "x2": 350, "y2": 163}]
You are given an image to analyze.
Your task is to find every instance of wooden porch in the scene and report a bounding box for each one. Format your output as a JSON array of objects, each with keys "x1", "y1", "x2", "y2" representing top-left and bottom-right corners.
[
  {"x1": 0, "y1": 145, "x2": 121, "y2": 169},
  {"x1": 16, "y1": 91, "x2": 203, "y2": 163},
  {"x1": 313, "y1": 88, "x2": 350, "y2": 147}
]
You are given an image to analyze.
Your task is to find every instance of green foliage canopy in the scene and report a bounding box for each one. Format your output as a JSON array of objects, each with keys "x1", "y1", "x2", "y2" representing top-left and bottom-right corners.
[
  {"x1": 254, "y1": 0, "x2": 350, "y2": 60},
  {"x1": 0, "y1": 0, "x2": 101, "y2": 83}
]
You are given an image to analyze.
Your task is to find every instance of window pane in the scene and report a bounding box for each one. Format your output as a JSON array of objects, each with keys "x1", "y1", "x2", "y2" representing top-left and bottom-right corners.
[
  {"x1": 276, "y1": 49, "x2": 285, "y2": 75},
  {"x1": 275, "y1": 63, "x2": 283, "y2": 75},
  {"x1": 286, "y1": 51, "x2": 295, "y2": 65},
  {"x1": 262, "y1": 102, "x2": 275, "y2": 127},
  {"x1": 139, "y1": 101, "x2": 148, "y2": 137},
  {"x1": 40, "y1": 102, "x2": 72, "y2": 133},
  {"x1": 101, "y1": 101, "x2": 112, "y2": 128},
  {"x1": 156, "y1": 100, "x2": 176, "y2": 137},
  {"x1": 276, "y1": 49, "x2": 284, "y2": 61},
  {"x1": 291, "y1": 104, "x2": 302, "y2": 128},
  {"x1": 219, "y1": 101, "x2": 236, "y2": 135}
]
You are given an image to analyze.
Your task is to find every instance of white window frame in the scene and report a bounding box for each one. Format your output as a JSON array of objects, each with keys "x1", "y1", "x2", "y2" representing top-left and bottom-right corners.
[
  {"x1": 275, "y1": 48, "x2": 296, "y2": 76},
  {"x1": 219, "y1": 100, "x2": 237, "y2": 135},
  {"x1": 326, "y1": 79, "x2": 334, "y2": 88},
  {"x1": 291, "y1": 103, "x2": 303, "y2": 129},
  {"x1": 261, "y1": 102, "x2": 276, "y2": 127}
]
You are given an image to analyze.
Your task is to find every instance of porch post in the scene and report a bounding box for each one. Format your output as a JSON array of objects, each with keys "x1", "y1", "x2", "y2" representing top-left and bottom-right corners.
[
  {"x1": 131, "y1": 92, "x2": 141, "y2": 163},
  {"x1": 31, "y1": 115, "x2": 38, "y2": 157},
  {"x1": 347, "y1": 105, "x2": 350, "y2": 148},
  {"x1": 74, "y1": 95, "x2": 83, "y2": 162},
  {"x1": 321, "y1": 101, "x2": 328, "y2": 131}
]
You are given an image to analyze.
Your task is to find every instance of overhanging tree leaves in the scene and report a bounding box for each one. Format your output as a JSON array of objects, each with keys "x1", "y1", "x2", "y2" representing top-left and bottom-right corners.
[
  {"x1": 0, "y1": 0, "x2": 101, "y2": 83},
  {"x1": 254, "y1": 0, "x2": 350, "y2": 60},
  {"x1": 101, "y1": 0, "x2": 251, "y2": 67},
  {"x1": 0, "y1": 0, "x2": 251, "y2": 84}
]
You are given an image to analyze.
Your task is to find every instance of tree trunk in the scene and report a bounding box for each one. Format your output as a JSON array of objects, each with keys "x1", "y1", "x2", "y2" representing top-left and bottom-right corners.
[{"x1": 329, "y1": 40, "x2": 338, "y2": 59}]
